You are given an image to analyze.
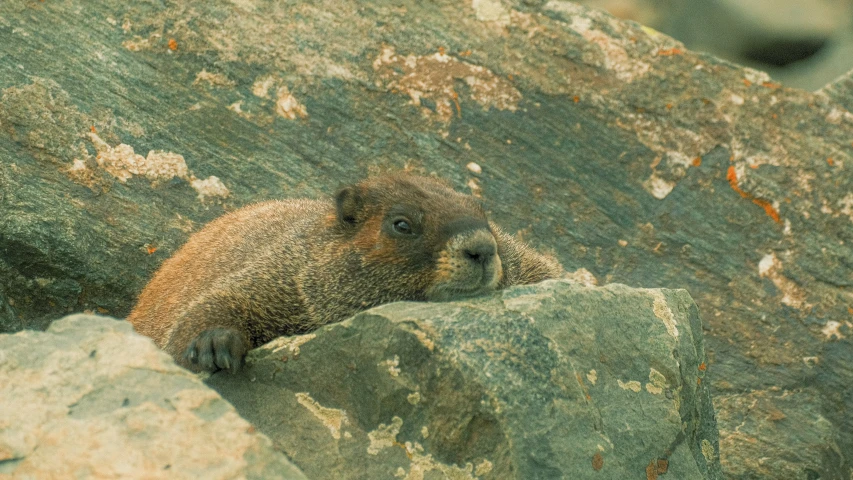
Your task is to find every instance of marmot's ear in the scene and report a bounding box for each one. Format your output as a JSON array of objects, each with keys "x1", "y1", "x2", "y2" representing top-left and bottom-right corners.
[{"x1": 335, "y1": 186, "x2": 363, "y2": 226}]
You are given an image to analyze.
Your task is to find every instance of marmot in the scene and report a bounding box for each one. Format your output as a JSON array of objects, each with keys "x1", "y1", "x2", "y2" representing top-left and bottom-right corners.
[{"x1": 128, "y1": 173, "x2": 562, "y2": 372}]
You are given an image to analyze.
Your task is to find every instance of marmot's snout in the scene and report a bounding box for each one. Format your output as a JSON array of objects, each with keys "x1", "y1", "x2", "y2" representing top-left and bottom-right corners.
[
  {"x1": 462, "y1": 234, "x2": 497, "y2": 265},
  {"x1": 426, "y1": 227, "x2": 503, "y2": 301}
]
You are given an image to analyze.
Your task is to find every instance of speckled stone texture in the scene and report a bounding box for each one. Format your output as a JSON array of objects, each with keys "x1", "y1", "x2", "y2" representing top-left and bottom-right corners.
[
  {"x1": 0, "y1": 314, "x2": 307, "y2": 480},
  {"x1": 208, "y1": 280, "x2": 722, "y2": 479},
  {"x1": 1, "y1": 1, "x2": 851, "y2": 477}
]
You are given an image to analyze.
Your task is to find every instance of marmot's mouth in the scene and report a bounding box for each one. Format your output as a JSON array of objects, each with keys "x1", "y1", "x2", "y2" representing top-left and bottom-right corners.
[
  {"x1": 425, "y1": 283, "x2": 494, "y2": 301},
  {"x1": 425, "y1": 259, "x2": 502, "y2": 301}
]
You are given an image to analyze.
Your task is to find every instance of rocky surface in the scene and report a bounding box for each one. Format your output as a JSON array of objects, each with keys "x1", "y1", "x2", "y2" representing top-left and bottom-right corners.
[
  {"x1": 0, "y1": 314, "x2": 307, "y2": 479},
  {"x1": 577, "y1": 0, "x2": 853, "y2": 90},
  {"x1": 1, "y1": 1, "x2": 852, "y2": 478},
  {"x1": 207, "y1": 281, "x2": 721, "y2": 479}
]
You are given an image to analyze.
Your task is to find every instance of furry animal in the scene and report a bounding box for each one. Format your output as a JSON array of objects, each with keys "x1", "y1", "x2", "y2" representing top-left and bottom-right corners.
[{"x1": 128, "y1": 174, "x2": 562, "y2": 372}]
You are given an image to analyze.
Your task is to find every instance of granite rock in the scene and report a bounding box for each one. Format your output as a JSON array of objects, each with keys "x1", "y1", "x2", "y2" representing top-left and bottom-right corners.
[
  {"x1": 208, "y1": 281, "x2": 722, "y2": 479},
  {"x1": 1, "y1": 1, "x2": 852, "y2": 477},
  {"x1": 0, "y1": 314, "x2": 307, "y2": 480}
]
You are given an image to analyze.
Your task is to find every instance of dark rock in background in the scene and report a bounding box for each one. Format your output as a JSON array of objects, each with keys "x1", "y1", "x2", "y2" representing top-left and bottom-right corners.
[
  {"x1": 577, "y1": 0, "x2": 853, "y2": 90},
  {"x1": 208, "y1": 281, "x2": 722, "y2": 479},
  {"x1": 1, "y1": 0, "x2": 851, "y2": 478}
]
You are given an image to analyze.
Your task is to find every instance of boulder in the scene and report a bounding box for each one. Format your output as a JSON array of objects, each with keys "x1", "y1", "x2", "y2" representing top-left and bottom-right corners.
[
  {"x1": 0, "y1": 314, "x2": 307, "y2": 480},
  {"x1": 1, "y1": 0, "x2": 852, "y2": 477},
  {"x1": 208, "y1": 280, "x2": 722, "y2": 479},
  {"x1": 579, "y1": 0, "x2": 853, "y2": 89},
  {"x1": 659, "y1": 0, "x2": 850, "y2": 62}
]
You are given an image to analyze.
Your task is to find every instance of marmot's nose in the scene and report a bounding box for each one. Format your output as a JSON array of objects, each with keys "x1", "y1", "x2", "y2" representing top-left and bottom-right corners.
[{"x1": 463, "y1": 238, "x2": 497, "y2": 265}]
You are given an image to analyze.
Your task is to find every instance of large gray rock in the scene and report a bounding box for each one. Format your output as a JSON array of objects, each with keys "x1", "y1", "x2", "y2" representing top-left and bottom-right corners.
[
  {"x1": 0, "y1": 314, "x2": 307, "y2": 480},
  {"x1": 1, "y1": 1, "x2": 852, "y2": 478},
  {"x1": 207, "y1": 281, "x2": 722, "y2": 479}
]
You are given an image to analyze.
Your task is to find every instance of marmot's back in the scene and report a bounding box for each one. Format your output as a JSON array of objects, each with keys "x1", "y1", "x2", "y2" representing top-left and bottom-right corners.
[
  {"x1": 128, "y1": 199, "x2": 329, "y2": 348},
  {"x1": 128, "y1": 174, "x2": 562, "y2": 372}
]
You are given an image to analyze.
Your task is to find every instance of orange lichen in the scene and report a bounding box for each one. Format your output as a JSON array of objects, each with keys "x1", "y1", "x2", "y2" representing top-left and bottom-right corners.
[
  {"x1": 743, "y1": 79, "x2": 752, "y2": 87},
  {"x1": 726, "y1": 166, "x2": 782, "y2": 223},
  {"x1": 145, "y1": 244, "x2": 157, "y2": 255},
  {"x1": 646, "y1": 460, "x2": 657, "y2": 480},
  {"x1": 761, "y1": 81, "x2": 781, "y2": 89},
  {"x1": 573, "y1": 96, "x2": 580, "y2": 103},
  {"x1": 726, "y1": 166, "x2": 749, "y2": 198},
  {"x1": 692, "y1": 157, "x2": 702, "y2": 167},
  {"x1": 592, "y1": 452, "x2": 604, "y2": 471},
  {"x1": 393, "y1": 440, "x2": 413, "y2": 459},
  {"x1": 698, "y1": 362, "x2": 707, "y2": 371},
  {"x1": 752, "y1": 198, "x2": 781, "y2": 223},
  {"x1": 645, "y1": 458, "x2": 669, "y2": 479},
  {"x1": 827, "y1": 157, "x2": 834, "y2": 166},
  {"x1": 666, "y1": 103, "x2": 673, "y2": 110},
  {"x1": 168, "y1": 38, "x2": 178, "y2": 51},
  {"x1": 90, "y1": 125, "x2": 97, "y2": 133},
  {"x1": 657, "y1": 48, "x2": 683, "y2": 56},
  {"x1": 451, "y1": 91, "x2": 461, "y2": 117}
]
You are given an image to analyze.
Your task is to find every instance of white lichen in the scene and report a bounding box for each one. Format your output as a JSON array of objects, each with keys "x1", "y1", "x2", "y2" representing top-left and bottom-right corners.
[
  {"x1": 650, "y1": 291, "x2": 679, "y2": 338},
  {"x1": 757, "y1": 253, "x2": 808, "y2": 309},
  {"x1": 367, "y1": 416, "x2": 403, "y2": 455},
  {"x1": 380, "y1": 355, "x2": 401, "y2": 377},
  {"x1": 83, "y1": 133, "x2": 229, "y2": 201},
  {"x1": 645, "y1": 368, "x2": 667, "y2": 395},
  {"x1": 472, "y1": 0, "x2": 510, "y2": 26},
  {"x1": 586, "y1": 369, "x2": 598, "y2": 385},
  {"x1": 617, "y1": 379, "x2": 642, "y2": 392},
  {"x1": 274, "y1": 86, "x2": 308, "y2": 120},
  {"x1": 295, "y1": 392, "x2": 348, "y2": 440}
]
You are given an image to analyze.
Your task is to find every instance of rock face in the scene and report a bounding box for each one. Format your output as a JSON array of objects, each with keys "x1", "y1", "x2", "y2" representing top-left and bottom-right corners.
[
  {"x1": 207, "y1": 281, "x2": 722, "y2": 479},
  {"x1": 1, "y1": 1, "x2": 852, "y2": 478},
  {"x1": 0, "y1": 314, "x2": 307, "y2": 480},
  {"x1": 577, "y1": 0, "x2": 853, "y2": 90}
]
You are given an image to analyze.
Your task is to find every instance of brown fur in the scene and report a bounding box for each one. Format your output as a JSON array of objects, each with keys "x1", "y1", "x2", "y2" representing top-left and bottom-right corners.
[{"x1": 128, "y1": 174, "x2": 562, "y2": 372}]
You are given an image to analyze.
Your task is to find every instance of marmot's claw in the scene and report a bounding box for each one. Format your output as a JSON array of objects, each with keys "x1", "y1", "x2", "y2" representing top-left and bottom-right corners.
[{"x1": 184, "y1": 328, "x2": 248, "y2": 373}]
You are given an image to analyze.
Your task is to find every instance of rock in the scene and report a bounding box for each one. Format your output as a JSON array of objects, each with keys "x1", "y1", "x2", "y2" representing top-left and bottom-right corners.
[
  {"x1": 1, "y1": 1, "x2": 852, "y2": 478},
  {"x1": 0, "y1": 314, "x2": 308, "y2": 480},
  {"x1": 660, "y1": 0, "x2": 849, "y2": 59},
  {"x1": 578, "y1": 0, "x2": 853, "y2": 89},
  {"x1": 207, "y1": 281, "x2": 722, "y2": 479},
  {"x1": 778, "y1": 32, "x2": 853, "y2": 92}
]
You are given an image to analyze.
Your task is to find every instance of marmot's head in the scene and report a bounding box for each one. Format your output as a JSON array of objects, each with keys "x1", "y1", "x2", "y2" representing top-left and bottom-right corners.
[{"x1": 334, "y1": 173, "x2": 503, "y2": 301}]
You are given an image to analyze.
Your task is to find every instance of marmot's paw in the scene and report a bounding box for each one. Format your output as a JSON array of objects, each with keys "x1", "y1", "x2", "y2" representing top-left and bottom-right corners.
[{"x1": 183, "y1": 328, "x2": 249, "y2": 373}]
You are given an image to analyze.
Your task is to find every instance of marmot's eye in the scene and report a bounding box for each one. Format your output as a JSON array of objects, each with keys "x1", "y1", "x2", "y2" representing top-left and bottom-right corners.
[{"x1": 393, "y1": 219, "x2": 413, "y2": 235}]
